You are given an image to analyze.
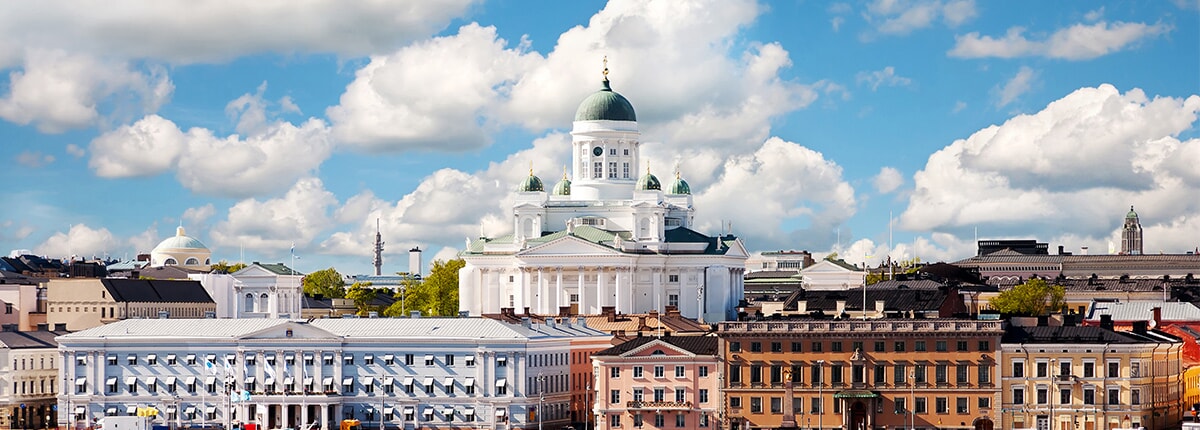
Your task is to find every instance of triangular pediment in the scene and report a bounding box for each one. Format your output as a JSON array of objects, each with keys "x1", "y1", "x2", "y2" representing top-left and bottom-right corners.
[
  {"x1": 624, "y1": 339, "x2": 696, "y2": 358},
  {"x1": 238, "y1": 321, "x2": 340, "y2": 341},
  {"x1": 519, "y1": 235, "x2": 617, "y2": 256},
  {"x1": 802, "y1": 260, "x2": 861, "y2": 274},
  {"x1": 723, "y1": 240, "x2": 750, "y2": 258},
  {"x1": 233, "y1": 265, "x2": 278, "y2": 278}
]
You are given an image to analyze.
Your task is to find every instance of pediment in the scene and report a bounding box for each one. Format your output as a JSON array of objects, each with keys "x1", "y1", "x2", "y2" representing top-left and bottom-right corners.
[
  {"x1": 238, "y1": 321, "x2": 340, "y2": 341},
  {"x1": 801, "y1": 260, "x2": 859, "y2": 274},
  {"x1": 624, "y1": 339, "x2": 696, "y2": 358},
  {"x1": 519, "y1": 235, "x2": 618, "y2": 256},
  {"x1": 233, "y1": 265, "x2": 278, "y2": 278},
  {"x1": 723, "y1": 240, "x2": 750, "y2": 258}
]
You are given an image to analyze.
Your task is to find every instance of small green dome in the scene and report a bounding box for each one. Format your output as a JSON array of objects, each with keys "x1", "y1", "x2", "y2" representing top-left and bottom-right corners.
[
  {"x1": 1126, "y1": 205, "x2": 1138, "y2": 219},
  {"x1": 574, "y1": 79, "x2": 636, "y2": 122},
  {"x1": 553, "y1": 177, "x2": 571, "y2": 195},
  {"x1": 636, "y1": 171, "x2": 661, "y2": 191},
  {"x1": 668, "y1": 174, "x2": 690, "y2": 195},
  {"x1": 518, "y1": 172, "x2": 544, "y2": 192}
]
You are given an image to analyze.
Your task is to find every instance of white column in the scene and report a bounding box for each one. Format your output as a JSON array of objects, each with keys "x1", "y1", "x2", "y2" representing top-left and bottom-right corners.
[
  {"x1": 555, "y1": 268, "x2": 563, "y2": 312},
  {"x1": 514, "y1": 269, "x2": 526, "y2": 311},
  {"x1": 653, "y1": 268, "x2": 662, "y2": 312},
  {"x1": 577, "y1": 267, "x2": 586, "y2": 314},
  {"x1": 537, "y1": 268, "x2": 545, "y2": 314},
  {"x1": 613, "y1": 268, "x2": 623, "y2": 314}
]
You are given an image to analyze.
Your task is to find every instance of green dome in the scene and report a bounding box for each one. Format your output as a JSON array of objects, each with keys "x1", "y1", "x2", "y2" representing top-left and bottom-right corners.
[
  {"x1": 574, "y1": 79, "x2": 636, "y2": 122},
  {"x1": 636, "y1": 171, "x2": 661, "y2": 191},
  {"x1": 552, "y1": 177, "x2": 571, "y2": 195},
  {"x1": 668, "y1": 174, "x2": 691, "y2": 195},
  {"x1": 1126, "y1": 205, "x2": 1138, "y2": 219},
  {"x1": 518, "y1": 172, "x2": 544, "y2": 192}
]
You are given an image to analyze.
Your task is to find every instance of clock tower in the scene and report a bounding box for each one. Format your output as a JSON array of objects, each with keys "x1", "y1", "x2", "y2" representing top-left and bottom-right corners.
[{"x1": 569, "y1": 59, "x2": 641, "y2": 201}]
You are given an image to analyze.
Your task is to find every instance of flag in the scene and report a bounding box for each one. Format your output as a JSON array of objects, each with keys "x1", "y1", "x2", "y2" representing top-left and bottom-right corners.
[
  {"x1": 264, "y1": 362, "x2": 277, "y2": 380},
  {"x1": 282, "y1": 359, "x2": 291, "y2": 379},
  {"x1": 241, "y1": 390, "x2": 251, "y2": 402},
  {"x1": 223, "y1": 358, "x2": 233, "y2": 376},
  {"x1": 204, "y1": 360, "x2": 217, "y2": 375},
  {"x1": 290, "y1": 243, "x2": 295, "y2": 256}
]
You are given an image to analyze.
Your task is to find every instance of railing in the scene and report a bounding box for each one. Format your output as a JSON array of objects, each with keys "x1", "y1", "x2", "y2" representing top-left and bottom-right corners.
[
  {"x1": 719, "y1": 320, "x2": 1003, "y2": 333},
  {"x1": 626, "y1": 401, "x2": 693, "y2": 410}
]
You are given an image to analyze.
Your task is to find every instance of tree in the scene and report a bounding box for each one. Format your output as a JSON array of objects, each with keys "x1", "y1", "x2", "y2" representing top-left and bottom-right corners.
[
  {"x1": 302, "y1": 267, "x2": 346, "y2": 298},
  {"x1": 382, "y1": 259, "x2": 465, "y2": 317},
  {"x1": 344, "y1": 282, "x2": 384, "y2": 316},
  {"x1": 209, "y1": 260, "x2": 248, "y2": 274},
  {"x1": 988, "y1": 278, "x2": 1066, "y2": 316}
]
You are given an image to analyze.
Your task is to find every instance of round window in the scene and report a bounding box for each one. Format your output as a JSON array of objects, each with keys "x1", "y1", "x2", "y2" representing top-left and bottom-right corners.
[{"x1": 592, "y1": 146, "x2": 603, "y2": 156}]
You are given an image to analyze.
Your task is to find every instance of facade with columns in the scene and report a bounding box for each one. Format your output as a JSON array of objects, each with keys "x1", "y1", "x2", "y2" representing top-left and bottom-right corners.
[
  {"x1": 57, "y1": 318, "x2": 609, "y2": 430},
  {"x1": 192, "y1": 263, "x2": 304, "y2": 319},
  {"x1": 460, "y1": 71, "x2": 748, "y2": 323}
]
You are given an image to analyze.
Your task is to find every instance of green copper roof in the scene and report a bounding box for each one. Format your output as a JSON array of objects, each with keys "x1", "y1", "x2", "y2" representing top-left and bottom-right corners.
[
  {"x1": 667, "y1": 175, "x2": 690, "y2": 195},
  {"x1": 552, "y1": 177, "x2": 571, "y2": 196},
  {"x1": 574, "y1": 79, "x2": 636, "y2": 122},
  {"x1": 518, "y1": 173, "x2": 544, "y2": 192},
  {"x1": 636, "y1": 171, "x2": 661, "y2": 191},
  {"x1": 1126, "y1": 205, "x2": 1138, "y2": 219}
]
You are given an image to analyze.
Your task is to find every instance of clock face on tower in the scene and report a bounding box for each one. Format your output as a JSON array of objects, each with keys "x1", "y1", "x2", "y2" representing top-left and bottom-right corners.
[{"x1": 592, "y1": 146, "x2": 604, "y2": 156}]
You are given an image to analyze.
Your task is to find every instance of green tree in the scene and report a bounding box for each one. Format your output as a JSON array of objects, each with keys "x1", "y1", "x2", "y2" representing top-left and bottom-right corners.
[
  {"x1": 383, "y1": 273, "x2": 425, "y2": 317},
  {"x1": 382, "y1": 260, "x2": 465, "y2": 317},
  {"x1": 988, "y1": 278, "x2": 1066, "y2": 316},
  {"x1": 302, "y1": 267, "x2": 346, "y2": 298},
  {"x1": 209, "y1": 260, "x2": 248, "y2": 274},
  {"x1": 345, "y1": 282, "x2": 384, "y2": 315}
]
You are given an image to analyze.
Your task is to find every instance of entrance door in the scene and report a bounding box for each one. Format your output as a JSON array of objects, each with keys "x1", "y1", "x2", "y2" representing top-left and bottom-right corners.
[
  {"x1": 849, "y1": 401, "x2": 867, "y2": 430},
  {"x1": 1037, "y1": 415, "x2": 1049, "y2": 430},
  {"x1": 974, "y1": 418, "x2": 994, "y2": 430}
]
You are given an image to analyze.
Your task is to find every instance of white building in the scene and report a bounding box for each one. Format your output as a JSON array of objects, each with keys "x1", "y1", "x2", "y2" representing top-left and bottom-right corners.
[
  {"x1": 57, "y1": 317, "x2": 608, "y2": 430},
  {"x1": 798, "y1": 259, "x2": 866, "y2": 291},
  {"x1": 0, "y1": 327, "x2": 67, "y2": 429},
  {"x1": 191, "y1": 263, "x2": 303, "y2": 319},
  {"x1": 459, "y1": 70, "x2": 748, "y2": 322},
  {"x1": 150, "y1": 226, "x2": 212, "y2": 271}
]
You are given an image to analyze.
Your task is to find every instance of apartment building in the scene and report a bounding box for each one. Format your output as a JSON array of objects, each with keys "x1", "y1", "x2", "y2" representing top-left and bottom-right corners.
[
  {"x1": 592, "y1": 335, "x2": 721, "y2": 430},
  {"x1": 1000, "y1": 317, "x2": 1184, "y2": 430},
  {"x1": 717, "y1": 319, "x2": 1004, "y2": 430}
]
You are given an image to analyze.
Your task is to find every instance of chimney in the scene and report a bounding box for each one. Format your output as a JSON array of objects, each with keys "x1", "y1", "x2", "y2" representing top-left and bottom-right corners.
[
  {"x1": 638, "y1": 315, "x2": 648, "y2": 330},
  {"x1": 523, "y1": 307, "x2": 531, "y2": 316},
  {"x1": 521, "y1": 316, "x2": 531, "y2": 329},
  {"x1": 410, "y1": 310, "x2": 421, "y2": 318},
  {"x1": 36, "y1": 323, "x2": 48, "y2": 331},
  {"x1": 603, "y1": 306, "x2": 617, "y2": 322},
  {"x1": 158, "y1": 310, "x2": 169, "y2": 319},
  {"x1": 1081, "y1": 246, "x2": 1089, "y2": 255},
  {"x1": 836, "y1": 300, "x2": 846, "y2": 315},
  {"x1": 1099, "y1": 314, "x2": 1114, "y2": 331},
  {"x1": 409, "y1": 246, "x2": 422, "y2": 277},
  {"x1": 368, "y1": 311, "x2": 379, "y2": 318},
  {"x1": 1132, "y1": 320, "x2": 1148, "y2": 334},
  {"x1": 1058, "y1": 245, "x2": 1065, "y2": 255},
  {"x1": 796, "y1": 301, "x2": 807, "y2": 314},
  {"x1": 1, "y1": 324, "x2": 16, "y2": 332},
  {"x1": 666, "y1": 307, "x2": 681, "y2": 317},
  {"x1": 547, "y1": 319, "x2": 557, "y2": 329},
  {"x1": 458, "y1": 310, "x2": 469, "y2": 318},
  {"x1": 1152, "y1": 307, "x2": 1162, "y2": 328},
  {"x1": 559, "y1": 306, "x2": 571, "y2": 317},
  {"x1": 875, "y1": 300, "x2": 885, "y2": 313},
  {"x1": 576, "y1": 316, "x2": 588, "y2": 328},
  {"x1": 649, "y1": 309, "x2": 659, "y2": 319},
  {"x1": 54, "y1": 323, "x2": 67, "y2": 331}
]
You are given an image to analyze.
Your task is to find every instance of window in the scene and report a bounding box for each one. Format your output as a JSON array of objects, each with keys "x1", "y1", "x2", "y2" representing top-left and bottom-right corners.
[
  {"x1": 147, "y1": 355, "x2": 157, "y2": 365},
  {"x1": 811, "y1": 341, "x2": 822, "y2": 352},
  {"x1": 956, "y1": 340, "x2": 968, "y2": 352},
  {"x1": 634, "y1": 366, "x2": 644, "y2": 378},
  {"x1": 1036, "y1": 361, "x2": 1048, "y2": 378},
  {"x1": 978, "y1": 340, "x2": 990, "y2": 351},
  {"x1": 76, "y1": 355, "x2": 86, "y2": 366},
  {"x1": 1132, "y1": 388, "x2": 1141, "y2": 405},
  {"x1": 851, "y1": 341, "x2": 863, "y2": 352},
  {"x1": 894, "y1": 341, "x2": 905, "y2": 352},
  {"x1": 771, "y1": 342, "x2": 783, "y2": 353},
  {"x1": 1060, "y1": 388, "x2": 1071, "y2": 405},
  {"x1": 830, "y1": 364, "x2": 843, "y2": 385},
  {"x1": 729, "y1": 365, "x2": 741, "y2": 384},
  {"x1": 668, "y1": 294, "x2": 679, "y2": 307},
  {"x1": 1036, "y1": 387, "x2": 1048, "y2": 404},
  {"x1": 852, "y1": 364, "x2": 864, "y2": 384},
  {"x1": 730, "y1": 397, "x2": 741, "y2": 409},
  {"x1": 1130, "y1": 361, "x2": 1140, "y2": 378},
  {"x1": 935, "y1": 364, "x2": 948, "y2": 385},
  {"x1": 750, "y1": 365, "x2": 762, "y2": 385},
  {"x1": 323, "y1": 355, "x2": 334, "y2": 365},
  {"x1": 811, "y1": 364, "x2": 821, "y2": 385},
  {"x1": 810, "y1": 397, "x2": 821, "y2": 413},
  {"x1": 675, "y1": 414, "x2": 685, "y2": 428},
  {"x1": 1107, "y1": 360, "x2": 1119, "y2": 378},
  {"x1": 935, "y1": 341, "x2": 947, "y2": 352},
  {"x1": 874, "y1": 341, "x2": 886, "y2": 352},
  {"x1": 623, "y1": 163, "x2": 630, "y2": 179},
  {"x1": 425, "y1": 355, "x2": 434, "y2": 366},
  {"x1": 699, "y1": 389, "x2": 709, "y2": 403},
  {"x1": 956, "y1": 364, "x2": 969, "y2": 384},
  {"x1": 1059, "y1": 360, "x2": 1071, "y2": 377},
  {"x1": 653, "y1": 388, "x2": 665, "y2": 403},
  {"x1": 894, "y1": 364, "x2": 907, "y2": 385},
  {"x1": 611, "y1": 415, "x2": 621, "y2": 428},
  {"x1": 699, "y1": 414, "x2": 709, "y2": 428},
  {"x1": 107, "y1": 355, "x2": 117, "y2": 366},
  {"x1": 790, "y1": 364, "x2": 802, "y2": 383},
  {"x1": 750, "y1": 397, "x2": 762, "y2": 413},
  {"x1": 344, "y1": 354, "x2": 354, "y2": 365},
  {"x1": 405, "y1": 354, "x2": 414, "y2": 366},
  {"x1": 831, "y1": 342, "x2": 843, "y2": 352},
  {"x1": 608, "y1": 162, "x2": 617, "y2": 178},
  {"x1": 669, "y1": 274, "x2": 679, "y2": 283},
  {"x1": 874, "y1": 364, "x2": 886, "y2": 384},
  {"x1": 445, "y1": 355, "x2": 455, "y2": 366},
  {"x1": 610, "y1": 148, "x2": 617, "y2": 156},
  {"x1": 1013, "y1": 361, "x2": 1025, "y2": 378},
  {"x1": 699, "y1": 366, "x2": 709, "y2": 377},
  {"x1": 914, "y1": 341, "x2": 926, "y2": 352},
  {"x1": 654, "y1": 414, "x2": 664, "y2": 428},
  {"x1": 914, "y1": 365, "x2": 926, "y2": 384},
  {"x1": 594, "y1": 162, "x2": 602, "y2": 179},
  {"x1": 956, "y1": 397, "x2": 968, "y2": 414},
  {"x1": 611, "y1": 367, "x2": 621, "y2": 378},
  {"x1": 750, "y1": 342, "x2": 762, "y2": 352},
  {"x1": 675, "y1": 366, "x2": 685, "y2": 378},
  {"x1": 914, "y1": 397, "x2": 927, "y2": 414},
  {"x1": 729, "y1": 342, "x2": 741, "y2": 352},
  {"x1": 365, "y1": 355, "x2": 374, "y2": 365},
  {"x1": 978, "y1": 364, "x2": 992, "y2": 384},
  {"x1": 791, "y1": 342, "x2": 802, "y2": 352},
  {"x1": 770, "y1": 397, "x2": 782, "y2": 414},
  {"x1": 935, "y1": 397, "x2": 948, "y2": 414},
  {"x1": 654, "y1": 366, "x2": 664, "y2": 378},
  {"x1": 978, "y1": 397, "x2": 990, "y2": 409},
  {"x1": 1083, "y1": 387, "x2": 1095, "y2": 405},
  {"x1": 675, "y1": 388, "x2": 685, "y2": 403},
  {"x1": 1107, "y1": 388, "x2": 1120, "y2": 405}
]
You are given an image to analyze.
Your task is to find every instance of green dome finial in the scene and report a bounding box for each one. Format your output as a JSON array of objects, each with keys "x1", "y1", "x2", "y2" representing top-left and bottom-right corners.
[
  {"x1": 668, "y1": 170, "x2": 691, "y2": 195},
  {"x1": 1126, "y1": 205, "x2": 1138, "y2": 219},
  {"x1": 574, "y1": 57, "x2": 636, "y2": 122},
  {"x1": 518, "y1": 163, "x2": 544, "y2": 192},
  {"x1": 636, "y1": 162, "x2": 661, "y2": 191},
  {"x1": 552, "y1": 166, "x2": 571, "y2": 195}
]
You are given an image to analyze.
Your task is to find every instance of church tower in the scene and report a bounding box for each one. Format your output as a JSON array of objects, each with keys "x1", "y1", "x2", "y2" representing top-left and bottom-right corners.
[
  {"x1": 1121, "y1": 205, "x2": 1143, "y2": 255},
  {"x1": 570, "y1": 57, "x2": 641, "y2": 201}
]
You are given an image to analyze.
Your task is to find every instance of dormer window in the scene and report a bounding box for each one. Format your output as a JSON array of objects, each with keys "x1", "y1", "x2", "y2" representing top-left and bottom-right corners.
[
  {"x1": 185, "y1": 258, "x2": 199, "y2": 265},
  {"x1": 164, "y1": 258, "x2": 177, "y2": 266}
]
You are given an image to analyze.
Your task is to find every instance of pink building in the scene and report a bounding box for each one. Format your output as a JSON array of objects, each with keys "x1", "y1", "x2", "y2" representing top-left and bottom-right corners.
[{"x1": 592, "y1": 335, "x2": 721, "y2": 430}]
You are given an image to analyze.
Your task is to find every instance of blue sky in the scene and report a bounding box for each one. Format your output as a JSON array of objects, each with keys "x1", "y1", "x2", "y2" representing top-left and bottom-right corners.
[{"x1": 2, "y1": 0, "x2": 1198, "y2": 275}]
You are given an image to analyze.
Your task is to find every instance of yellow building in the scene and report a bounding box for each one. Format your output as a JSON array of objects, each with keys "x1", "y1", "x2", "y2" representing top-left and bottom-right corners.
[
  {"x1": 1000, "y1": 319, "x2": 1184, "y2": 430},
  {"x1": 1184, "y1": 365, "x2": 1200, "y2": 423},
  {"x1": 46, "y1": 278, "x2": 216, "y2": 331}
]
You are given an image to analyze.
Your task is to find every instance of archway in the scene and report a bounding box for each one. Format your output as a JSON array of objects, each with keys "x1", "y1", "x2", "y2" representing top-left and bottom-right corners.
[
  {"x1": 973, "y1": 417, "x2": 995, "y2": 430},
  {"x1": 849, "y1": 401, "x2": 867, "y2": 430}
]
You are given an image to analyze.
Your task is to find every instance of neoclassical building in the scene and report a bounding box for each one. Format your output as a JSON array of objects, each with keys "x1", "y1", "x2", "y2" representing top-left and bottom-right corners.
[
  {"x1": 191, "y1": 263, "x2": 304, "y2": 319},
  {"x1": 459, "y1": 67, "x2": 748, "y2": 322},
  {"x1": 150, "y1": 226, "x2": 212, "y2": 271}
]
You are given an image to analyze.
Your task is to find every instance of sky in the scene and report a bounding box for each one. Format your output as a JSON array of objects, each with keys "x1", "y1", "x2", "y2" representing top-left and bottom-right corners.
[{"x1": 2, "y1": 0, "x2": 1199, "y2": 276}]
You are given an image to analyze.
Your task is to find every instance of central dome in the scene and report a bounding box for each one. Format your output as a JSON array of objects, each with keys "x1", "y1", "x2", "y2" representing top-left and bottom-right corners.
[{"x1": 574, "y1": 79, "x2": 636, "y2": 122}]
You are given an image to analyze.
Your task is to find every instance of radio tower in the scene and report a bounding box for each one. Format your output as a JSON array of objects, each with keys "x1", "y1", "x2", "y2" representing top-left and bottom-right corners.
[{"x1": 373, "y1": 218, "x2": 385, "y2": 276}]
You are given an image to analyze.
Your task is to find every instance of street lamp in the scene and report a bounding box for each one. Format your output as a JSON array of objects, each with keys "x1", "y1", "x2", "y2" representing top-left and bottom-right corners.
[
  {"x1": 538, "y1": 375, "x2": 546, "y2": 430},
  {"x1": 585, "y1": 382, "x2": 591, "y2": 430},
  {"x1": 909, "y1": 370, "x2": 915, "y2": 430},
  {"x1": 816, "y1": 360, "x2": 825, "y2": 430}
]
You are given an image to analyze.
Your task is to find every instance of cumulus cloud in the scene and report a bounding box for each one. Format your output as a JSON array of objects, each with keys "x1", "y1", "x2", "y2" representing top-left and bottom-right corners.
[
  {"x1": 34, "y1": 224, "x2": 118, "y2": 258},
  {"x1": 15, "y1": 151, "x2": 54, "y2": 167},
  {"x1": 89, "y1": 87, "x2": 335, "y2": 197},
  {"x1": 127, "y1": 224, "x2": 161, "y2": 255},
  {"x1": 65, "y1": 144, "x2": 85, "y2": 158},
  {"x1": 182, "y1": 204, "x2": 216, "y2": 226},
  {"x1": 874, "y1": 167, "x2": 904, "y2": 193},
  {"x1": 949, "y1": 21, "x2": 1169, "y2": 60},
  {"x1": 210, "y1": 177, "x2": 339, "y2": 254},
  {"x1": 856, "y1": 66, "x2": 912, "y2": 91},
  {"x1": 0, "y1": 221, "x2": 34, "y2": 243},
  {"x1": 996, "y1": 66, "x2": 1035, "y2": 108},
  {"x1": 861, "y1": 0, "x2": 976, "y2": 36},
  {"x1": 0, "y1": 49, "x2": 171, "y2": 132},
  {"x1": 900, "y1": 84, "x2": 1200, "y2": 252}
]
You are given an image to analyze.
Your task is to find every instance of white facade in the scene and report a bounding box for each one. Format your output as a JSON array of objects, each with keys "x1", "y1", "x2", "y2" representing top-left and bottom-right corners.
[
  {"x1": 150, "y1": 226, "x2": 212, "y2": 271},
  {"x1": 192, "y1": 263, "x2": 303, "y2": 319},
  {"x1": 57, "y1": 318, "x2": 608, "y2": 430},
  {"x1": 798, "y1": 259, "x2": 866, "y2": 291},
  {"x1": 459, "y1": 75, "x2": 748, "y2": 322}
]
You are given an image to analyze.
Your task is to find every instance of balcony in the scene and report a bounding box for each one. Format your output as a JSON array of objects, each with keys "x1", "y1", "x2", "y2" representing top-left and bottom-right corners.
[
  {"x1": 1055, "y1": 375, "x2": 1076, "y2": 385},
  {"x1": 625, "y1": 401, "x2": 693, "y2": 410}
]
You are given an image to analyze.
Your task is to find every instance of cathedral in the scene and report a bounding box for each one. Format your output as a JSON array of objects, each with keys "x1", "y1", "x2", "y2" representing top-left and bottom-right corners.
[{"x1": 458, "y1": 65, "x2": 747, "y2": 322}]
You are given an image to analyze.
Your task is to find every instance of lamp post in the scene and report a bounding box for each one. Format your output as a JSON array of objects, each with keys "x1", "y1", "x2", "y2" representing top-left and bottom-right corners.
[
  {"x1": 816, "y1": 360, "x2": 825, "y2": 430},
  {"x1": 585, "y1": 382, "x2": 591, "y2": 430},
  {"x1": 1049, "y1": 359, "x2": 1056, "y2": 430},
  {"x1": 909, "y1": 370, "x2": 915, "y2": 430},
  {"x1": 538, "y1": 375, "x2": 546, "y2": 430}
]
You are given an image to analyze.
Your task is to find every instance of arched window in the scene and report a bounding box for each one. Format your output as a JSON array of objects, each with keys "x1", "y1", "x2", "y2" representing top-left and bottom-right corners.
[
  {"x1": 204, "y1": 258, "x2": 211, "y2": 265},
  {"x1": 639, "y1": 218, "x2": 650, "y2": 239},
  {"x1": 244, "y1": 294, "x2": 254, "y2": 313},
  {"x1": 259, "y1": 293, "x2": 269, "y2": 312},
  {"x1": 184, "y1": 257, "x2": 200, "y2": 265},
  {"x1": 164, "y1": 258, "x2": 178, "y2": 266}
]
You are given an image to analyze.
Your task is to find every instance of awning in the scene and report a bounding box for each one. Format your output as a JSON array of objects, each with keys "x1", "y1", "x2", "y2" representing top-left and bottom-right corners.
[
  {"x1": 322, "y1": 377, "x2": 333, "y2": 385},
  {"x1": 383, "y1": 407, "x2": 394, "y2": 415},
  {"x1": 146, "y1": 353, "x2": 157, "y2": 360},
  {"x1": 245, "y1": 376, "x2": 255, "y2": 384},
  {"x1": 73, "y1": 406, "x2": 85, "y2": 414},
  {"x1": 496, "y1": 356, "x2": 507, "y2": 364},
  {"x1": 106, "y1": 407, "x2": 117, "y2": 415},
  {"x1": 464, "y1": 408, "x2": 475, "y2": 416},
  {"x1": 442, "y1": 407, "x2": 454, "y2": 415},
  {"x1": 465, "y1": 356, "x2": 476, "y2": 365},
  {"x1": 360, "y1": 376, "x2": 374, "y2": 385},
  {"x1": 105, "y1": 377, "x2": 117, "y2": 385},
  {"x1": 225, "y1": 353, "x2": 236, "y2": 361},
  {"x1": 164, "y1": 406, "x2": 176, "y2": 413},
  {"x1": 342, "y1": 377, "x2": 353, "y2": 386},
  {"x1": 422, "y1": 408, "x2": 433, "y2": 417},
  {"x1": 204, "y1": 376, "x2": 216, "y2": 385},
  {"x1": 165, "y1": 376, "x2": 177, "y2": 385},
  {"x1": 266, "y1": 353, "x2": 276, "y2": 360},
  {"x1": 382, "y1": 376, "x2": 394, "y2": 385},
  {"x1": 184, "y1": 407, "x2": 196, "y2": 414},
  {"x1": 495, "y1": 378, "x2": 506, "y2": 388},
  {"x1": 285, "y1": 353, "x2": 294, "y2": 360},
  {"x1": 264, "y1": 377, "x2": 275, "y2": 385},
  {"x1": 74, "y1": 377, "x2": 86, "y2": 386},
  {"x1": 464, "y1": 377, "x2": 475, "y2": 386},
  {"x1": 443, "y1": 377, "x2": 454, "y2": 387},
  {"x1": 402, "y1": 377, "x2": 414, "y2": 386},
  {"x1": 166, "y1": 354, "x2": 176, "y2": 361},
  {"x1": 323, "y1": 353, "x2": 333, "y2": 360},
  {"x1": 126, "y1": 406, "x2": 137, "y2": 415},
  {"x1": 281, "y1": 377, "x2": 291, "y2": 385},
  {"x1": 146, "y1": 376, "x2": 157, "y2": 385},
  {"x1": 205, "y1": 353, "x2": 216, "y2": 361},
  {"x1": 303, "y1": 353, "x2": 313, "y2": 359},
  {"x1": 403, "y1": 407, "x2": 414, "y2": 415},
  {"x1": 833, "y1": 390, "x2": 880, "y2": 398},
  {"x1": 495, "y1": 409, "x2": 507, "y2": 418},
  {"x1": 303, "y1": 377, "x2": 314, "y2": 385},
  {"x1": 382, "y1": 354, "x2": 394, "y2": 361},
  {"x1": 185, "y1": 354, "x2": 195, "y2": 362},
  {"x1": 125, "y1": 376, "x2": 137, "y2": 385},
  {"x1": 364, "y1": 354, "x2": 373, "y2": 361},
  {"x1": 424, "y1": 354, "x2": 434, "y2": 362},
  {"x1": 184, "y1": 376, "x2": 196, "y2": 385},
  {"x1": 423, "y1": 377, "x2": 434, "y2": 386},
  {"x1": 205, "y1": 406, "x2": 217, "y2": 414}
]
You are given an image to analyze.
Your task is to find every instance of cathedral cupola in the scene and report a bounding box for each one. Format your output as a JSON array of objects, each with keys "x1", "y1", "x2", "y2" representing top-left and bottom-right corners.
[
  {"x1": 636, "y1": 167, "x2": 661, "y2": 191},
  {"x1": 552, "y1": 167, "x2": 572, "y2": 196},
  {"x1": 667, "y1": 171, "x2": 691, "y2": 195},
  {"x1": 517, "y1": 167, "x2": 544, "y2": 192}
]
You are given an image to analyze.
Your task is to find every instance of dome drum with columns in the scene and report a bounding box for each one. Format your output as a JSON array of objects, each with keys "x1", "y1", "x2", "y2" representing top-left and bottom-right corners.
[{"x1": 460, "y1": 61, "x2": 747, "y2": 322}]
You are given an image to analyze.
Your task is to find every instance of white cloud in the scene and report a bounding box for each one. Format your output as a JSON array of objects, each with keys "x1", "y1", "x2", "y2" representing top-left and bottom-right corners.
[
  {"x1": 90, "y1": 87, "x2": 335, "y2": 197},
  {"x1": 127, "y1": 224, "x2": 161, "y2": 255},
  {"x1": 0, "y1": 0, "x2": 479, "y2": 65},
  {"x1": 856, "y1": 66, "x2": 912, "y2": 91},
  {"x1": 862, "y1": 0, "x2": 976, "y2": 36},
  {"x1": 0, "y1": 49, "x2": 171, "y2": 133},
  {"x1": 15, "y1": 151, "x2": 54, "y2": 167},
  {"x1": 0, "y1": 221, "x2": 34, "y2": 243},
  {"x1": 65, "y1": 144, "x2": 85, "y2": 158},
  {"x1": 1084, "y1": 7, "x2": 1105, "y2": 22},
  {"x1": 996, "y1": 66, "x2": 1035, "y2": 108},
  {"x1": 900, "y1": 84, "x2": 1200, "y2": 253},
  {"x1": 210, "y1": 177, "x2": 339, "y2": 254},
  {"x1": 949, "y1": 21, "x2": 1169, "y2": 60},
  {"x1": 874, "y1": 167, "x2": 904, "y2": 193},
  {"x1": 182, "y1": 204, "x2": 216, "y2": 226},
  {"x1": 831, "y1": 17, "x2": 845, "y2": 32},
  {"x1": 34, "y1": 224, "x2": 118, "y2": 258},
  {"x1": 952, "y1": 100, "x2": 967, "y2": 113}
]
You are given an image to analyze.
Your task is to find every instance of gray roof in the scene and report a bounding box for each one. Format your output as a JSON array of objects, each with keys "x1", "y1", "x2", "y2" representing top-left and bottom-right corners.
[
  {"x1": 0, "y1": 330, "x2": 69, "y2": 349},
  {"x1": 1085, "y1": 301, "x2": 1200, "y2": 322},
  {"x1": 101, "y1": 278, "x2": 214, "y2": 303}
]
